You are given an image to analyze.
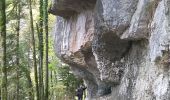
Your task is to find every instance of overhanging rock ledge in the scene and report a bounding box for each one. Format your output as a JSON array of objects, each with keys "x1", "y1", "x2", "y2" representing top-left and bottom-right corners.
[{"x1": 50, "y1": 0, "x2": 170, "y2": 99}]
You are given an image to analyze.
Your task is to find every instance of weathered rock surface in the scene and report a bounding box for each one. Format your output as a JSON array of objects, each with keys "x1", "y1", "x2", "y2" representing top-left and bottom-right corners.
[{"x1": 50, "y1": 0, "x2": 170, "y2": 100}]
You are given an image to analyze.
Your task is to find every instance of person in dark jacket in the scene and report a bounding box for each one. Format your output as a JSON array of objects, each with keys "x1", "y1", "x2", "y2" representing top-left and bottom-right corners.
[{"x1": 76, "y1": 85, "x2": 87, "y2": 100}]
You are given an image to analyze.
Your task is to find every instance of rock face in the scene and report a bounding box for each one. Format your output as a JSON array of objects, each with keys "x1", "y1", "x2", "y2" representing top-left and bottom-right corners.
[{"x1": 50, "y1": 0, "x2": 170, "y2": 99}]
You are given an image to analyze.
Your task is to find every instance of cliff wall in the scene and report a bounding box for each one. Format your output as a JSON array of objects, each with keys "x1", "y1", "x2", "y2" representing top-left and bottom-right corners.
[{"x1": 50, "y1": 0, "x2": 170, "y2": 100}]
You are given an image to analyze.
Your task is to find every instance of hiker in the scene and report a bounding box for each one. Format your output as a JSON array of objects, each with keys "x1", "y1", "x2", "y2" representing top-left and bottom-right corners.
[{"x1": 76, "y1": 85, "x2": 87, "y2": 100}]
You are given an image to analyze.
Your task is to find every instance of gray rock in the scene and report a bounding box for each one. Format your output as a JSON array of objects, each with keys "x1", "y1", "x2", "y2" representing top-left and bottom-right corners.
[{"x1": 51, "y1": 0, "x2": 170, "y2": 99}]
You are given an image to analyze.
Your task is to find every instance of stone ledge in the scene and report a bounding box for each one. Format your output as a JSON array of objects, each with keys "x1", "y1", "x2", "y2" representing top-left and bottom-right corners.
[{"x1": 49, "y1": 0, "x2": 96, "y2": 18}]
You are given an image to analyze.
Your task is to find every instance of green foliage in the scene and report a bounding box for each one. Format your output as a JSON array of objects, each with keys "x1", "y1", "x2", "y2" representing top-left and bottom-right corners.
[
  {"x1": 1, "y1": 0, "x2": 84, "y2": 100},
  {"x1": 58, "y1": 65, "x2": 83, "y2": 98}
]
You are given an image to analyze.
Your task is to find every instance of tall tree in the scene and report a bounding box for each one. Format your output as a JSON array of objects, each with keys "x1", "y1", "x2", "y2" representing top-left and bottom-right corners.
[
  {"x1": 39, "y1": 0, "x2": 44, "y2": 99},
  {"x1": 0, "y1": 0, "x2": 7, "y2": 99},
  {"x1": 16, "y1": 1, "x2": 21, "y2": 100},
  {"x1": 26, "y1": 21, "x2": 34, "y2": 100},
  {"x1": 28, "y1": 0, "x2": 39, "y2": 99},
  {"x1": 44, "y1": 0, "x2": 49, "y2": 99}
]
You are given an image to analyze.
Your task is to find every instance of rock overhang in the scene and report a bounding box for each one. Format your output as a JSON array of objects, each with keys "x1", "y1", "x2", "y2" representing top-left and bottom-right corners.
[
  {"x1": 50, "y1": 0, "x2": 170, "y2": 99},
  {"x1": 49, "y1": 0, "x2": 97, "y2": 18},
  {"x1": 51, "y1": 0, "x2": 139, "y2": 98}
]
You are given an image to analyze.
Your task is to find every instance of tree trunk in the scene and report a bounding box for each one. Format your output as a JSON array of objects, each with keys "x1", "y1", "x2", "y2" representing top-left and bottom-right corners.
[
  {"x1": 27, "y1": 25, "x2": 34, "y2": 100},
  {"x1": 16, "y1": 1, "x2": 21, "y2": 100},
  {"x1": 39, "y1": 0, "x2": 44, "y2": 99},
  {"x1": 28, "y1": 0, "x2": 39, "y2": 99},
  {"x1": 50, "y1": 71, "x2": 53, "y2": 100},
  {"x1": 44, "y1": 0, "x2": 49, "y2": 99},
  {"x1": 25, "y1": 68, "x2": 34, "y2": 100},
  {"x1": 0, "y1": 0, "x2": 7, "y2": 99}
]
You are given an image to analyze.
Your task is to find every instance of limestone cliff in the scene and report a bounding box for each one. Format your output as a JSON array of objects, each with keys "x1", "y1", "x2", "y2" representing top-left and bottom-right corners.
[{"x1": 50, "y1": 0, "x2": 170, "y2": 100}]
